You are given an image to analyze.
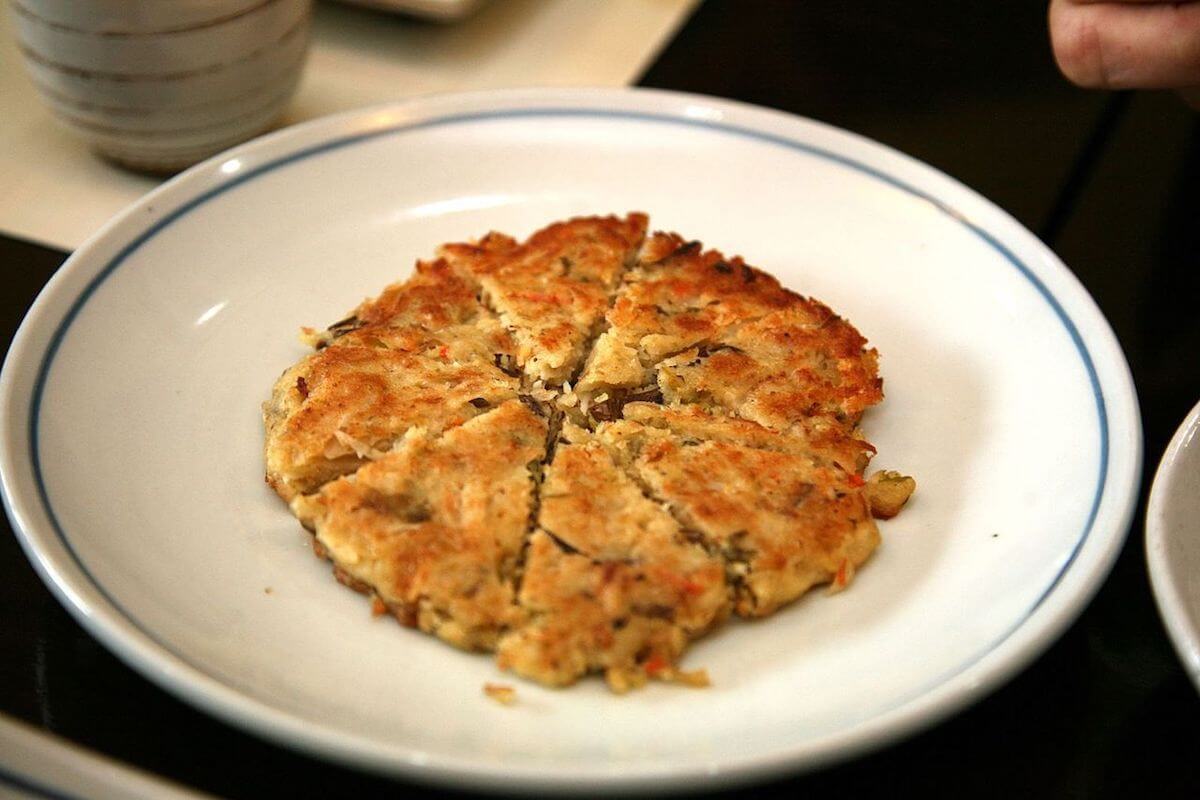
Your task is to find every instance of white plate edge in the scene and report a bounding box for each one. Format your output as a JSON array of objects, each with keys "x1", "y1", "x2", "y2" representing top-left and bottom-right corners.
[{"x1": 1146, "y1": 398, "x2": 1200, "y2": 691}]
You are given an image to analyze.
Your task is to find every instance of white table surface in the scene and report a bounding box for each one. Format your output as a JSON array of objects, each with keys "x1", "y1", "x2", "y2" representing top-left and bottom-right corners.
[{"x1": 0, "y1": 0, "x2": 697, "y2": 252}]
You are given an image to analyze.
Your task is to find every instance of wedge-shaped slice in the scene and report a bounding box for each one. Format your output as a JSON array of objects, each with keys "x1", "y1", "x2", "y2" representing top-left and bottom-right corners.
[
  {"x1": 597, "y1": 419, "x2": 879, "y2": 618},
  {"x1": 621, "y1": 402, "x2": 876, "y2": 476},
  {"x1": 438, "y1": 213, "x2": 647, "y2": 384},
  {"x1": 575, "y1": 232, "x2": 882, "y2": 429},
  {"x1": 264, "y1": 262, "x2": 521, "y2": 501},
  {"x1": 574, "y1": 233, "x2": 796, "y2": 400},
  {"x1": 264, "y1": 347, "x2": 519, "y2": 501},
  {"x1": 497, "y1": 430, "x2": 728, "y2": 691},
  {"x1": 301, "y1": 260, "x2": 507, "y2": 352},
  {"x1": 290, "y1": 401, "x2": 546, "y2": 651},
  {"x1": 657, "y1": 303, "x2": 882, "y2": 428}
]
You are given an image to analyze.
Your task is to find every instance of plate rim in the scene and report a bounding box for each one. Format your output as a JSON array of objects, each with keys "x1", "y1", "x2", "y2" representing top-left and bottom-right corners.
[
  {"x1": 1146, "y1": 399, "x2": 1200, "y2": 691},
  {"x1": 0, "y1": 87, "x2": 1144, "y2": 792}
]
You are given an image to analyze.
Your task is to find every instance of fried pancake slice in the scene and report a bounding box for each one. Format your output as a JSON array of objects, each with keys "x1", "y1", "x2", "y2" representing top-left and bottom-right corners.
[
  {"x1": 263, "y1": 262, "x2": 521, "y2": 501},
  {"x1": 497, "y1": 427, "x2": 728, "y2": 690},
  {"x1": 438, "y1": 213, "x2": 647, "y2": 384},
  {"x1": 290, "y1": 400, "x2": 546, "y2": 651},
  {"x1": 620, "y1": 401, "x2": 876, "y2": 476},
  {"x1": 574, "y1": 232, "x2": 882, "y2": 429},
  {"x1": 596, "y1": 416, "x2": 879, "y2": 617},
  {"x1": 264, "y1": 351, "x2": 519, "y2": 501}
]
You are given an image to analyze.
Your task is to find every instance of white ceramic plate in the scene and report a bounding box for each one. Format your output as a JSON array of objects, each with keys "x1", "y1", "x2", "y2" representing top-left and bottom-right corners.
[
  {"x1": 0, "y1": 88, "x2": 1142, "y2": 793},
  {"x1": 0, "y1": 713, "x2": 210, "y2": 800},
  {"x1": 1147, "y1": 401, "x2": 1200, "y2": 691}
]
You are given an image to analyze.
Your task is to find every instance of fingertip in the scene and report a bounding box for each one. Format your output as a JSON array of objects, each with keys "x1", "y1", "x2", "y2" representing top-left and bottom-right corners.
[
  {"x1": 1049, "y1": 1, "x2": 1109, "y2": 88},
  {"x1": 1049, "y1": 1, "x2": 1200, "y2": 90}
]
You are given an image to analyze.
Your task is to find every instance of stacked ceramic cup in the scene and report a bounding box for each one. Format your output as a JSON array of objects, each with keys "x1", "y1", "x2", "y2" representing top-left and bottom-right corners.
[{"x1": 10, "y1": 0, "x2": 312, "y2": 172}]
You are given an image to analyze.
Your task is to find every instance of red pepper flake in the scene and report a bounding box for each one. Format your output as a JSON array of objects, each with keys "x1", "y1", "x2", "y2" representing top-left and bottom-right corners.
[
  {"x1": 296, "y1": 376, "x2": 309, "y2": 398},
  {"x1": 834, "y1": 560, "x2": 848, "y2": 587},
  {"x1": 438, "y1": 345, "x2": 450, "y2": 361},
  {"x1": 515, "y1": 291, "x2": 562, "y2": 305},
  {"x1": 659, "y1": 569, "x2": 706, "y2": 596},
  {"x1": 644, "y1": 655, "x2": 669, "y2": 676},
  {"x1": 665, "y1": 279, "x2": 693, "y2": 298},
  {"x1": 848, "y1": 473, "x2": 865, "y2": 488}
]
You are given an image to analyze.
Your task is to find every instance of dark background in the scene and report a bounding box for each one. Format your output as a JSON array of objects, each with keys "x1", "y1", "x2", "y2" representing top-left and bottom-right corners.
[{"x1": 2, "y1": 1, "x2": 1198, "y2": 797}]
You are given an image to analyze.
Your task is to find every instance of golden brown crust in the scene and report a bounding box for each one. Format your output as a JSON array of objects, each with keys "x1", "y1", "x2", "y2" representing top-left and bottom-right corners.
[
  {"x1": 498, "y1": 531, "x2": 727, "y2": 691},
  {"x1": 619, "y1": 402, "x2": 876, "y2": 476},
  {"x1": 291, "y1": 400, "x2": 546, "y2": 651},
  {"x1": 595, "y1": 418, "x2": 879, "y2": 617},
  {"x1": 575, "y1": 232, "x2": 882, "y2": 429},
  {"x1": 438, "y1": 213, "x2": 647, "y2": 384},
  {"x1": 496, "y1": 433, "x2": 729, "y2": 689},
  {"x1": 264, "y1": 347, "x2": 519, "y2": 501},
  {"x1": 263, "y1": 258, "x2": 523, "y2": 502},
  {"x1": 264, "y1": 214, "x2": 903, "y2": 691}
]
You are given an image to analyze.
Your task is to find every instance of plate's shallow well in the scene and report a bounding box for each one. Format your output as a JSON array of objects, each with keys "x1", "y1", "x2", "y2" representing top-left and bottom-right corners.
[
  {"x1": 1147, "y1": 401, "x2": 1200, "y2": 690},
  {"x1": 0, "y1": 89, "x2": 1141, "y2": 792}
]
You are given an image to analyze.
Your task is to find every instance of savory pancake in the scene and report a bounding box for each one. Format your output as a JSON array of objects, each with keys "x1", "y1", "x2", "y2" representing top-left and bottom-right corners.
[
  {"x1": 437, "y1": 213, "x2": 647, "y2": 385},
  {"x1": 264, "y1": 261, "x2": 520, "y2": 501},
  {"x1": 264, "y1": 214, "x2": 914, "y2": 691},
  {"x1": 573, "y1": 232, "x2": 882, "y2": 431},
  {"x1": 595, "y1": 416, "x2": 879, "y2": 617},
  {"x1": 291, "y1": 400, "x2": 546, "y2": 651},
  {"x1": 499, "y1": 530, "x2": 721, "y2": 692},
  {"x1": 497, "y1": 424, "x2": 729, "y2": 690}
]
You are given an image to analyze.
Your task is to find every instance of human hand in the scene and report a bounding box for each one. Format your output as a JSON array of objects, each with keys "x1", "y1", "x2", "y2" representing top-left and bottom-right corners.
[{"x1": 1049, "y1": 0, "x2": 1200, "y2": 106}]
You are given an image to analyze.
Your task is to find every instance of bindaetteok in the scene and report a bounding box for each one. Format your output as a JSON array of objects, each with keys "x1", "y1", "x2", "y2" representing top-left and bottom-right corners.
[{"x1": 263, "y1": 213, "x2": 915, "y2": 692}]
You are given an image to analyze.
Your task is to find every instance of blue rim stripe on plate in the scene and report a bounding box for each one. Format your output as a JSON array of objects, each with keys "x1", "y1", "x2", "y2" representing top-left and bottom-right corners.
[{"x1": 27, "y1": 107, "x2": 1108, "y2": 731}]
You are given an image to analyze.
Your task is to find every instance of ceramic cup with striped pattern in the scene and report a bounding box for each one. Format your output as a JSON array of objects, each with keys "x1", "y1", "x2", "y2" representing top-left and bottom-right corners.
[{"x1": 9, "y1": 0, "x2": 312, "y2": 172}]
